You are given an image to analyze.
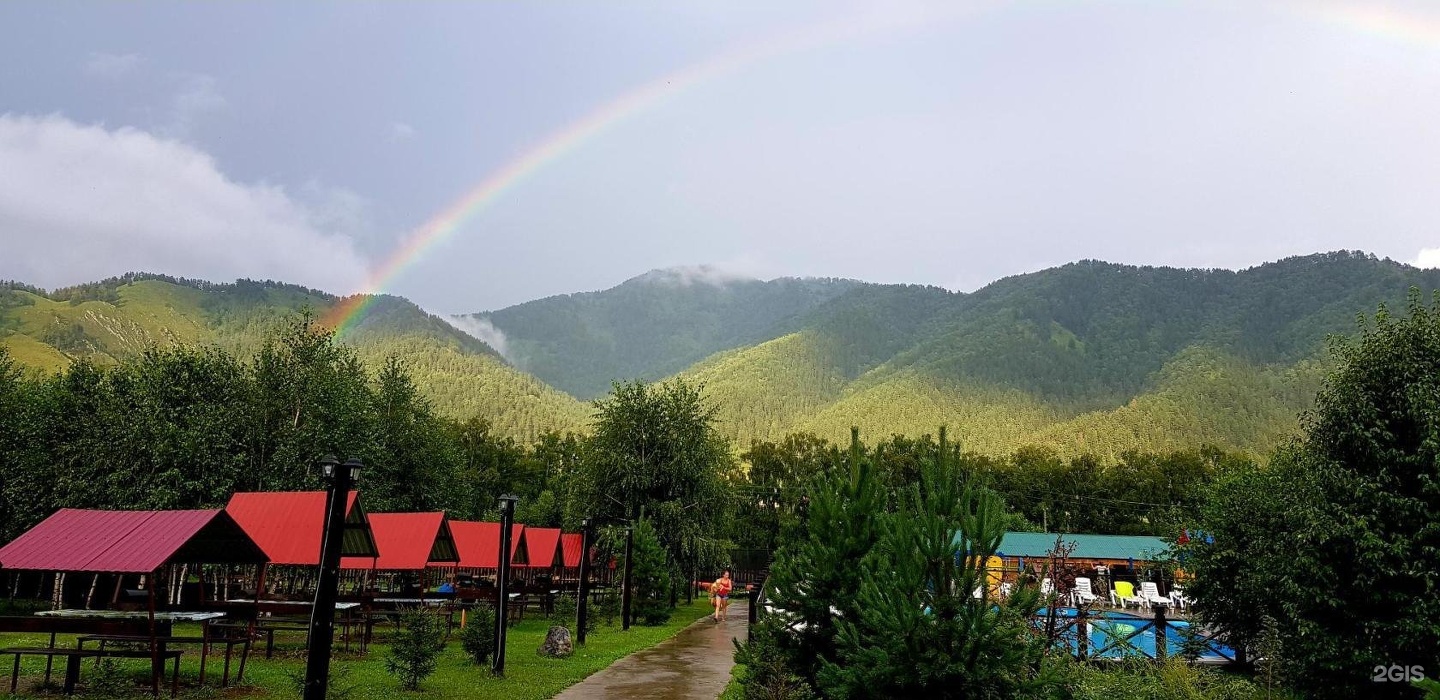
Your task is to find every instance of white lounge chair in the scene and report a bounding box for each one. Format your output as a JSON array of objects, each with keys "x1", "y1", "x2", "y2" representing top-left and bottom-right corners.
[
  {"x1": 1071, "y1": 577, "x2": 1098, "y2": 606},
  {"x1": 1169, "y1": 585, "x2": 1192, "y2": 611},
  {"x1": 1139, "y1": 581, "x2": 1170, "y2": 609}
]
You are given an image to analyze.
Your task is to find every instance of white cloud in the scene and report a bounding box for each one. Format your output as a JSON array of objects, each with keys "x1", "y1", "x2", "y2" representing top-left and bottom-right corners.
[
  {"x1": 439, "y1": 314, "x2": 513, "y2": 363},
  {"x1": 636, "y1": 264, "x2": 757, "y2": 287},
  {"x1": 83, "y1": 52, "x2": 142, "y2": 78},
  {"x1": 1413, "y1": 248, "x2": 1440, "y2": 269},
  {"x1": 390, "y1": 122, "x2": 416, "y2": 141},
  {"x1": 0, "y1": 114, "x2": 371, "y2": 294},
  {"x1": 164, "y1": 74, "x2": 226, "y2": 138}
]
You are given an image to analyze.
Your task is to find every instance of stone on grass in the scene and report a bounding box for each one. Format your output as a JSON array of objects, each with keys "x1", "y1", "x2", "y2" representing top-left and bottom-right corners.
[{"x1": 538, "y1": 625, "x2": 573, "y2": 658}]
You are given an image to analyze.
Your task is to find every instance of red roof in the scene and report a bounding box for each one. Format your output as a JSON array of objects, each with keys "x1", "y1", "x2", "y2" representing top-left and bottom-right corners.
[
  {"x1": 444, "y1": 521, "x2": 524, "y2": 569},
  {"x1": 343, "y1": 512, "x2": 458, "y2": 571},
  {"x1": 560, "y1": 533, "x2": 584, "y2": 568},
  {"x1": 226, "y1": 491, "x2": 377, "y2": 565},
  {"x1": 0, "y1": 509, "x2": 267, "y2": 573},
  {"x1": 520, "y1": 527, "x2": 563, "y2": 569}
]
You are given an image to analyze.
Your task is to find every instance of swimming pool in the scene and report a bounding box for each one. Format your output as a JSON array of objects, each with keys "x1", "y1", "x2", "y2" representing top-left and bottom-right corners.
[{"x1": 1035, "y1": 608, "x2": 1236, "y2": 662}]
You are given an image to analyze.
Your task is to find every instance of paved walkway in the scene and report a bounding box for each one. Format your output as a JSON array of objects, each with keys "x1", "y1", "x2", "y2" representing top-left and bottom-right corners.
[{"x1": 553, "y1": 601, "x2": 749, "y2": 700}]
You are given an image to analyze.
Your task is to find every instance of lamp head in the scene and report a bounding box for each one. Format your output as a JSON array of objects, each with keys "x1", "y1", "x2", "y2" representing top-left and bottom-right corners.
[
  {"x1": 318, "y1": 455, "x2": 340, "y2": 479},
  {"x1": 342, "y1": 458, "x2": 363, "y2": 480}
]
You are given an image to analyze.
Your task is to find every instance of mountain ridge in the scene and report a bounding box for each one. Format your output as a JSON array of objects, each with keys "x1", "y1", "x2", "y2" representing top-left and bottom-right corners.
[{"x1": 4, "y1": 252, "x2": 1436, "y2": 458}]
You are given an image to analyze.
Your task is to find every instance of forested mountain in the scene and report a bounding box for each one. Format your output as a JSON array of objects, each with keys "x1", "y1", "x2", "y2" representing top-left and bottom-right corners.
[
  {"x1": 4, "y1": 252, "x2": 1436, "y2": 460},
  {"x1": 0, "y1": 274, "x2": 590, "y2": 442},
  {"x1": 471, "y1": 267, "x2": 863, "y2": 398},
  {"x1": 676, "y1": 252, "x2": 1440, "y2": 459}
]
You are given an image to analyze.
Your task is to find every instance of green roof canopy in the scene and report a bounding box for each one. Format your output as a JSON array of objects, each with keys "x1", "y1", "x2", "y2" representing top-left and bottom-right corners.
[{"x1": 966, "y1": 532, "x2": 1170, "y2": 562}]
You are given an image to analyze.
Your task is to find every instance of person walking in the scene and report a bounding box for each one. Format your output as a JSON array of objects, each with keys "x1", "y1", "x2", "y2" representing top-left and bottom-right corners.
[{"x1": 710, "y1": 569, "x2": 733, "y2": 622}]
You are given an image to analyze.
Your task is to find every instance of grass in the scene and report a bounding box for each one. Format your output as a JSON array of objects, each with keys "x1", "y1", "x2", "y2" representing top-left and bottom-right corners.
[{"x1": 1, "y1": 600, "x2": 713, "y2": 699}]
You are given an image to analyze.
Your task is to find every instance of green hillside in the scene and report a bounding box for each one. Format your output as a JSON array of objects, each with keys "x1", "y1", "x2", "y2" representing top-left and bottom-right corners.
[
  {"x1": 474, "y1": 268, "x2": 863, "y2": 399},
  {"x1": 672, "y1": 252, "x2": 1439, "y2": 459},
  {"x1": 5, "y1": 252, "x2": 1436, "y2": 459},
  {"x1": 0, "y1": 274, "x2": 590, "y2": 441}
]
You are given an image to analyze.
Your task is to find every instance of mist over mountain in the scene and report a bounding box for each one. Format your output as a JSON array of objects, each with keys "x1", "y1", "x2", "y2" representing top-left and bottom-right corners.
[{"x1": 4, "y1": 252, "x2": 1437, "y2": 458}]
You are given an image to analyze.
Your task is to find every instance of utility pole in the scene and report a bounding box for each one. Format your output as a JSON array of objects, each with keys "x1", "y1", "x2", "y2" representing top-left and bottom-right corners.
[
  {"x1": 303, "y1": 456, "x2": 360, "y2": 700},
  {"x1": 493, "y1": 494, "x2": 518, "y2": 676},
  {"x1": 576, "y1": 518, "x2": 592, "y2": 646},
  {"x1": 620, "y1": 523, "x2": 634, "y2": 631}
]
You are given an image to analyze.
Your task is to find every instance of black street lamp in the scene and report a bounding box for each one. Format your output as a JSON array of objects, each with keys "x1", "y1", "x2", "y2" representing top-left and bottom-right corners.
[
  {"x1": 493, "y1": 494, "x2": 519, "y2": 676},
  {"x1": 303, "y1": 456, "x2": 361, "y2": 700},
  {"x1": 620, "y1": 523, "x2": 634, "y2": 631},
  {"x1": 575, "y1": 517, "x2": 592, "y2": 646}
]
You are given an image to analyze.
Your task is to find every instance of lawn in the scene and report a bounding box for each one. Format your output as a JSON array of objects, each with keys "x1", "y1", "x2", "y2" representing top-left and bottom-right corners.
[{"x1": 1, "y1": 600, "x2": 714, "y2": 699}]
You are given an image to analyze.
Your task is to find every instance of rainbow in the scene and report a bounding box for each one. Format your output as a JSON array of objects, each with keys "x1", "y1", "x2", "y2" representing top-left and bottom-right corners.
[
  {"x1": 323, "y1": 0, "x2": 1440, "y2": 335},
  {"x1": 322, "y1": 1, "x2": 996, "y2": 334}
]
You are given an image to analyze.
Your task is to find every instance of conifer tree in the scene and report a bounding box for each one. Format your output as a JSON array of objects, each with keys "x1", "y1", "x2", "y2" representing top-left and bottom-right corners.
[
  {"x1": 627, "y1": 518, "x2": 674, "y2": 626},
  {"x1": 820, "y1": 428, "x2": 1055, "y2": 699},
  {"x1": 749, "y1": 428, "x2": 884, "y2": 690}
]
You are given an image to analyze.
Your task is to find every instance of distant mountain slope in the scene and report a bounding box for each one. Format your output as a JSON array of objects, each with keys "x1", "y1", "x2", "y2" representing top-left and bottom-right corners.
[
  {"x1": 6, "y1": 251, "x2": 1435, "y2": 459},
  {"x1": 675, "y1": 252, "x2": 1440, "y2": 459},
  {"x1": 0, "y1": 274, "x2": 590, "y2": 441},
  {"x1": 472, "y1": 267, "x2": 863, "y2": 398}
]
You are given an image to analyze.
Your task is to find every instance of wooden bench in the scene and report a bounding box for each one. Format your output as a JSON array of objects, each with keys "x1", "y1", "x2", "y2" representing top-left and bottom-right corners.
[
  {"x1": 0, "y1": 616, "x2": 178, "y2": 696},
  {"x1": 78, "y1": 632, "x2": 250, "y2": 687},
  {"x1": 3, "y1": 648, "x2": 97, "y2": 695}
]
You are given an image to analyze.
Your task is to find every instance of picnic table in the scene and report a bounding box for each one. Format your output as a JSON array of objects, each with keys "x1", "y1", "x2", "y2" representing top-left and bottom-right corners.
[
  {"x1": 26, "y1": 610, "x2": 231, "y2": 696},
  {"x1": 215, "y1": 600, "x2": 362, "y2": 656}
]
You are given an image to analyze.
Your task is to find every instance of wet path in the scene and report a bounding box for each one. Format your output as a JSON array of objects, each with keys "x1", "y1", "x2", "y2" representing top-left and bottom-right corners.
[{"x1": 553, "y1": 601, "x2": 748, "y2": 700}]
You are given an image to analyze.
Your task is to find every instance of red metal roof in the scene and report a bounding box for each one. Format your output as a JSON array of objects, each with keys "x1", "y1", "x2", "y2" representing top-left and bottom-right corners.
[
  {"x1": 0, "y1": 509, "x2": 267, "y2": 573},
  {"x1": 560, "y1": 533, "x2": 584, "y2": 568},
  {"x1": 520, "y1": 527, "x2": 562, "y2": 569},
  {"x1": 342, "y1": 512, "x2": 458, "y2": 571},
  {"x1": 443, "y1": 521, "x2": 524, "y2": 569},
  {"x1": 225, "y1": 491, "x2": 377, "y2": 565}
]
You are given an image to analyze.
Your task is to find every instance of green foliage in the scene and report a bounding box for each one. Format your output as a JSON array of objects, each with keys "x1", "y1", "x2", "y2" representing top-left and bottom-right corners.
[
  {"x1": 81, "y1": 658, "x2": 141, "y2": 700},
  {"x1": 459, "y1": 607, "x2": 497, "y2": 665},
  {"x1": 571, "y1": 378, "x2": 734, "y2": 582},
  {"x1": 741, "y1": 429, "x2": 885, "y2": 695},
  {"x1": 1066, "y1": 658, "x2": 1289, "y2": 700},
  {"x1": 819, "y1": 429, "x2": 1057, "y2": 699},
  {"x1": 627, "y1": 518, "x2": 675, "y2": 626},
  {"x1": 384, "y1": 609, "x2": 446, "y2": 690},
  {"x1": 480, "y1": 272, "x2": 862, "y2": 399},
  {"x1": 285, "y1": 664, "x2": 358, "y2": 700},
  {"x1": 1185, "y1": 289, "x2": 1440, "y2": 699}
]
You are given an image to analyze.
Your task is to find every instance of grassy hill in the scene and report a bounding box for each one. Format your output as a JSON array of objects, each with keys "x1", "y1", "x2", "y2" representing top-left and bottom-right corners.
[
  {"x1": 0, "y1": 274, "x2": 590, "y2": 442},
  {"x1": 6, "y1": 252, "x2": 1436, "y2": 459},
  {"x1": 669, "y1": 252, "x2": 1438, "y2": 460},
  {"x1": 473, "y1": 268, "x2": 863, "y2": 399}
]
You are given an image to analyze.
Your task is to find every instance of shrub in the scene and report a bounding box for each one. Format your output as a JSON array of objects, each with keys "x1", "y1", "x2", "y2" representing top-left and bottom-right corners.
[
  {"x1": 553, "y1": 594, "x2": 598, "y2": 636},
  {"x1": 460, "y1": 606, "x2": 497, "y2": 665},
  {"x1": 384, "y1": 609, "x2": 446, "y2": 690},
  {"x1": 627, "y1": 518, "x2": 673, "y2": 626}
]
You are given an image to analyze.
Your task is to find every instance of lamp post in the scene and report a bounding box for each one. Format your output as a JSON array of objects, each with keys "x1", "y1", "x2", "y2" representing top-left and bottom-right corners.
[
  {"x1": 493, "y1": 494, "x2": 518, "y2": 677},
  {"x1": 303, "y1": 456, "x2": 360, "y2": 700},
  {"x1": 575, "y1": 517, "x2": 592, "y2": 646},
  {"x1": 620, "y1": 523, "x2": 634, "y2": 631}
]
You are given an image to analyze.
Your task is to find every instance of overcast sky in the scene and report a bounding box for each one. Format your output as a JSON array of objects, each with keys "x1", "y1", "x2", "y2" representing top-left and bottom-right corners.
[{"x1": 2, "y1": 0, "x2": 1439, "y2": 312}]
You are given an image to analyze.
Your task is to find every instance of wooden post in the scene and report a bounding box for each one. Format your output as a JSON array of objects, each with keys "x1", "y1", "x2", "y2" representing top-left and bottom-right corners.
[{"x1": 1153, "y1": 604, "x2": 1168, "y2": 663}]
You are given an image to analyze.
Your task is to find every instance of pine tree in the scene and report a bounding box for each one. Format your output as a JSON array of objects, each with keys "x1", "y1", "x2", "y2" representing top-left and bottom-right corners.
[
  {"x1": 748, "y1": 428, "x2": 884, "y2": 691},
  {"x1": 627, "y1": 518, "x2": 674, "y2": 626},
  {"x1": 820, "y1": 428, "x2": 1056, "y2": 699}
]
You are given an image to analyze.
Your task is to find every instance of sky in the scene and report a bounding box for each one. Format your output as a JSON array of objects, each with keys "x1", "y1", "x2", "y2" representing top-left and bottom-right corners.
[{"x1": 1, "y1": 0, "x2": 1439, "y2": 313}]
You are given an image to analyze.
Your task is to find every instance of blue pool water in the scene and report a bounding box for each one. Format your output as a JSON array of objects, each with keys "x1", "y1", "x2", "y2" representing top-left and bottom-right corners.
[{"x1": 1035, "y1": 608, "x2": 1236, "y2": 661}]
